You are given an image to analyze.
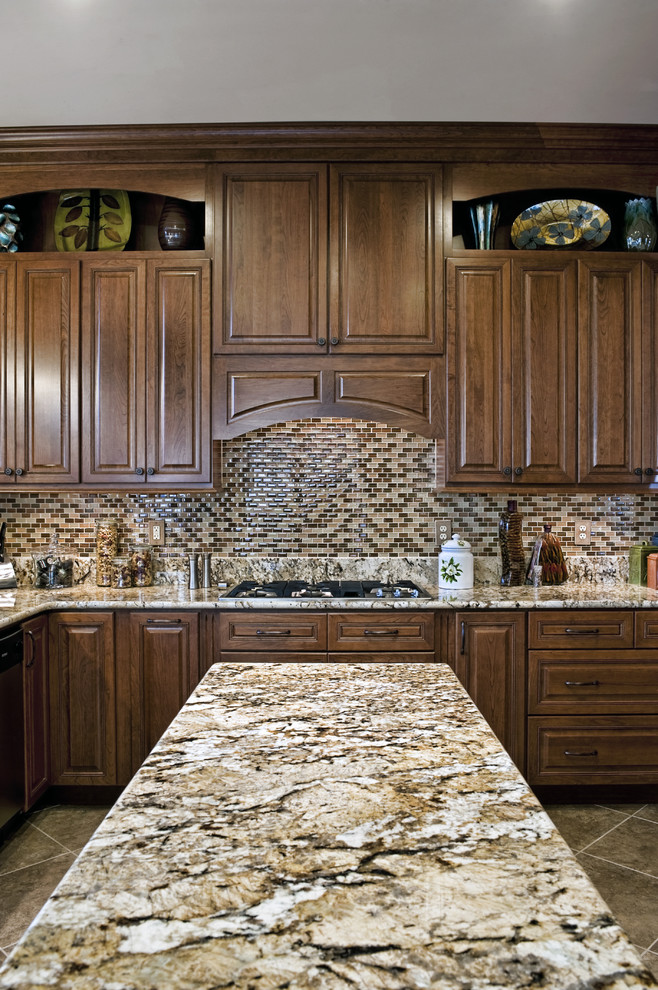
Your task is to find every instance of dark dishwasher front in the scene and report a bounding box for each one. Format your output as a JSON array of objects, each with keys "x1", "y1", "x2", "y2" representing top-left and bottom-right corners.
[{"x1": 0, "y1": 626, "x2": 24, "y2": 834}]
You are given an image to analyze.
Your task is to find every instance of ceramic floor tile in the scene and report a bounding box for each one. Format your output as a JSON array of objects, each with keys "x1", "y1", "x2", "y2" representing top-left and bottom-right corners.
[
  {"x1": 0, "y1": 822, "x2": 68, "y2": 876},
  {"x1": 576, "y1": 852, "x2": 658, "y2": 949},
  {"x1": 543, "y1": 804, "x2": 629, "y2": 851},
  {"x1": 0, "y1": 853, "x2": 75, "y2": 947},
  {"x1": 28, "y1": 804, "x2": 111, "y2": 852},
  {"x1": 596, "y1": 803, "x2": 649, "y2": 814},
  {"x1": 584, "y1": 815, "x2": 658, "y2": 876},
  {"x1": 643, "y1": 949, "x2": 658, "y2": 980},
  {"x1": 635, "y1": 805, "x2": 658, "y2": 825}
]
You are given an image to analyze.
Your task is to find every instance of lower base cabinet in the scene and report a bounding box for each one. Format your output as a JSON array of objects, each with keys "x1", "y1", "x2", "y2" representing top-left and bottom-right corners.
[
  {"x1": 115, "y1": 612, "x2": 199, "y2": 779},
  {"x1": 23, "y1": 615, "x2": 49, "y2": 809},
  {"x1": 49, "y1": 612, "x2": 118, "y2": 786}
]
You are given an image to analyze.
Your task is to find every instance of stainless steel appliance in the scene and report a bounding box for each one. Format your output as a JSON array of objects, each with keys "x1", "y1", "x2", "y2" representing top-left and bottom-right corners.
[
  {"x1": 0, "y1": 626, "x2": 24, "y2": 833},
  {"x1": 223, "y1": 579, "x2": 429, "y2": 599}
]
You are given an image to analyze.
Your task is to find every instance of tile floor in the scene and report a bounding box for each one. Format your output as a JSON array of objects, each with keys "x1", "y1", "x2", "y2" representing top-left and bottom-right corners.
[{"x1": 0, "y1": 801, "x2": 657, "y2": 979}]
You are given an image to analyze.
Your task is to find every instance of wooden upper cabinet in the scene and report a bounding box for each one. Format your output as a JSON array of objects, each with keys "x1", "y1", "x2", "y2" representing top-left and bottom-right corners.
[
  {"x1": 12, "y1": 260, "x2": 80, "y2": 485},
  {"x1": 82, "y1": 257, "x2": 211, "y2": 486},
  {"x1": 215, "y1": 162, "x2": 442, "y2": 355},
  {"x1": 0, "y1": 259, "x2": 15, "y2": 483},
  {"x1": 642, "y1": 260, "x2": 658, "y2": 484},
  {"x1": 216, "y1": 164, "x2": 328, "y2": 353},
  {"x1": 578, "y1": 259, "x2": 643, "y2": 485},
  {"x1": 329, "y1": 165, "x2": 443, "y2": 354},
  {"x1": 446, "y1": 257, "x2": 577, "y2": 486}
]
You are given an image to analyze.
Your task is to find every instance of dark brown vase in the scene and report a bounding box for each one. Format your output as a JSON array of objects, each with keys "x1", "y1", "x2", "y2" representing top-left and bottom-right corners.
[{"x1": 158, "y1": 197, "x2": 195, "y2": 250}]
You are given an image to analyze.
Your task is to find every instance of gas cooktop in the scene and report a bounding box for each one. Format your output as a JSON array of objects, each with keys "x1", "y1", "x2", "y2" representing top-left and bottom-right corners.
[{"x1": 223, "y1": 579, "x2": 430, "y2": 599}]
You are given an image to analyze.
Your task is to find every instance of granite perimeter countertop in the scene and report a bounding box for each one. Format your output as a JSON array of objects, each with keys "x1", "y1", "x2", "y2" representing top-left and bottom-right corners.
[
  {"x1": 0, "y1": 661, "x2": 656, "y2": 990},
  {"x1": 1, "y1": 580, "x2": 658, "y2": 631}
]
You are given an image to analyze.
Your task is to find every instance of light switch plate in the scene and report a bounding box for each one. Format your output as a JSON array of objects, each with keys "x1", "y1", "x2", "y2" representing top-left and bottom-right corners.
[
  {"x1": 148, "y1": 520, "x2": 165, "y2": 545},
  {"x1": 574, "y1": 519, "x2": 591, "y2": 546},
  {"x1": 436, "y1": 518, "x2": 452, "y2": 545}
]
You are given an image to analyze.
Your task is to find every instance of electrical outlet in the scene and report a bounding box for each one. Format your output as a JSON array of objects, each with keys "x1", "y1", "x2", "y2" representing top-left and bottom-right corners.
[
  {"x1": 148, "y1": 520, "x2": 165, "y2": 545},
  {"x1": 436, "y1": 519, "x2": 452, "y2": 545},
  {"x1": 574, "y1": 519, "x2": 591, "y2": 546}
]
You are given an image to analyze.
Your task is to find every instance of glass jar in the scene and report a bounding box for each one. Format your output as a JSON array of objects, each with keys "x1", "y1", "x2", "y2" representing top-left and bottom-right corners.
[
  {"x1": 110, "y1": 556, "x2": 132, "y2": 588},
  {"x1": 130, "y1": 544, "x2": 153, "y2": 587},
  {"x1": 96, "y1": 520, "x2": 118, "y2": 587}
]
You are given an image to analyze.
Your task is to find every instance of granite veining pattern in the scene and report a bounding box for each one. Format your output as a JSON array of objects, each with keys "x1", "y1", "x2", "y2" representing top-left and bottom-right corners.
[{"x1": 1, "y1": 662, "x2": 655, "y2": 990}]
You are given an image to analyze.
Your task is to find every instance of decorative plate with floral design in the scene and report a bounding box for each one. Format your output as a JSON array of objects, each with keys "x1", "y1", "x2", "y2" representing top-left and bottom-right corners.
[{"x1": 511, "y1": 199, "x2": 611, "y2": 250}]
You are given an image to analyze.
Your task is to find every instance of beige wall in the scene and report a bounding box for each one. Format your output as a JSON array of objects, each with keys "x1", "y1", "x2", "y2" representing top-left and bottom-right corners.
[{"x1": 5, "y1": 0, "x2": 658, "y2": 127}]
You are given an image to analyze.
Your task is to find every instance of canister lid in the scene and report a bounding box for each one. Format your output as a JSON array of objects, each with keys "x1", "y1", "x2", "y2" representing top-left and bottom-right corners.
[{"x1": 441, "y1": 533, "x2": 471, "y2": 550}]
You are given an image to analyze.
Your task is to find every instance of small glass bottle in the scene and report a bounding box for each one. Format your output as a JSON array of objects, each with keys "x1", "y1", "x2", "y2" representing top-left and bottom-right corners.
[
  {"x1": 130, "y1": 544, "x2": 153, "y2": 587},
  {"x1": 96, "y1": 520, "x2": 118, "y2": 587},
  {"x1": 110, "y1": 556, "x2": 132, "y2": 588}
]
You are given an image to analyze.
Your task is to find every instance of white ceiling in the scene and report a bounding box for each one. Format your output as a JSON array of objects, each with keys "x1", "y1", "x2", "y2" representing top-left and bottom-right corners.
[{"x1": 4, "y1": 0, "x2": 658, "y2": 127}]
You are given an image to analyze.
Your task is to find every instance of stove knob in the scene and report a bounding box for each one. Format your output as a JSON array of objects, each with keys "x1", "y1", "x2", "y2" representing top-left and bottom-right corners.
[
  {"x1": 410, "y1": 588, "x2": 419, "y2": 597},
  {"x1": 375, "y1": 587, "x2": 384, "y2": 597},
  {"x1": 394, "y1": 588, "x2": 401, "y2": 597}
]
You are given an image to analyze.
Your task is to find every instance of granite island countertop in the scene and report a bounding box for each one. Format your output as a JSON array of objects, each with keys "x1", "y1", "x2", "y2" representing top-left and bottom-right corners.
[
  {"x1": 0, "y1": 580, "x2": 658, "y2": 632},
  {"x1": 0, "y1": 661, "x2": 655, "y2": 990}
]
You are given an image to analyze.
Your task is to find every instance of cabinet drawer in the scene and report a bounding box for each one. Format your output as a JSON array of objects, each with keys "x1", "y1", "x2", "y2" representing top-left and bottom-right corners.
[
  {"x1": 218, "y1": 614, "x2": 327, "y2": 651},
  {"x1": 528, "y1": 650, "x2": 658, "y2": 714},
  {"x1": 327, "y1": 652, "x2": 436, "y2": 664},
  {"x1": 527, "y1": 716, "x2": 658, "y2": 785},
  {"x1": 634, "y1": 612, "x2": 658, "y2": 647},
  {"x1": 220, "y1": 652, "x2": 327, "y2": 664},
  {"x1": 328, "y1": 612, "x2": 435, "y2": 651},
  {"x1": 527, "y1": 611, "x2": 634, "y2": 649}
]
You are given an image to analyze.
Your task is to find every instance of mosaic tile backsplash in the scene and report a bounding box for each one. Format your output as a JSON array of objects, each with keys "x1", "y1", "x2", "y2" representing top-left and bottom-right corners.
[{"x1": 1, "y1": 418, "x2": 657, "y2": 570}]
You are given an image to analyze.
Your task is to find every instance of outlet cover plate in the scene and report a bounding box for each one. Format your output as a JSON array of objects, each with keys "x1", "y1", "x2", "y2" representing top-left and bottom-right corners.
[
  {"x1": 148, "y1": 520, "x2": 165, "y2": 545},
  {"x1": 436, "y1": 519, "x2": 452, "y2": 545},
  {"x1": 574, "y1": 519, "x2": 591, "y2": 546}
]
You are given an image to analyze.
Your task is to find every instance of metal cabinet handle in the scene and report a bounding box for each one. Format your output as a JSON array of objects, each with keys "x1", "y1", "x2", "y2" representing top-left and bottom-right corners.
[
  {"x1": 460, "y1": 620, "x2": 466, "y2": 655},
  {"x1": 363, "y1": 628, "x2": 399, "y2": 636},
  {"x1": 135, "y1": 467, "x2": 144, "y2": 476},
  {"x1": 514, "y1": 466, "x2": 523, "y2": 476},
  {"x1": 15, "y1": 468, "x2": 23, "y2": 476},
  {"x1": 330, "y1": 336, "x2": 339, "y2": 346},
  {"x1": 634, "y1": 467, "x2": 643, "y2": 476},
  {"x1": 317, "y1": 337, "x2": 326, "y2": 347},
  {"x1": 146, "y1": 618, "x2": 182, "y2": 625},
  {"x1": 564, "y1": 628, "x2": 600, "y2": 636},
  {"x1": 256, "y1": 629, "x2": 291, "y2": 636},
  {"x1": 564, "y1": 750, "x2": 598, "y2": 757},
  {"x1": 3, "y1": 467, "x2": 11, "y2": 476},
  {"x1": 147, "y1": 467, "x2": 155, "y2": 476},
  {"x1": 25, "y1": 628, "x2": 36, "y2": 668},
  {"x1": 502, "y1": 466, "x2": 512, "y2": 477},
  {"x1": 646, "y1": 468, "x2": 655, "y2": 476},
  {"x1": 564, "y1": 680, "x2": 600, "y2": 687}
]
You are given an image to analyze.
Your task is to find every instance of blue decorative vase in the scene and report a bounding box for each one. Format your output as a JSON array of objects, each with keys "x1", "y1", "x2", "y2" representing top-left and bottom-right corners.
[
  {"x1": 469, "y1": 200, "x2": 499, "y2": 249},
  {"x1": 0, "y1": 204, "x2": 22, "y2": 252},
  {"x1": 624, "y1": 197, "x2": 656, "y2": 252}
]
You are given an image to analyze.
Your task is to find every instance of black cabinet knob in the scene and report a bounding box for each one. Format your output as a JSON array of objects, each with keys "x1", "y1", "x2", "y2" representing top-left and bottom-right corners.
[
  {"x1": 330, "y1": 336, "x2": 339, "y2": 346},
  {"x1": 317, "y1": 337, "x2": 326, "y2": 347},
  {"x1": 3, "y1": 467, "x2": 11, "y2": 476},
  {"x1": 514, "y1": 467, "x2": 523, "y2": 476},
  {"x1": 502, "y1": 466, "x2": 512, "y2": 477},
  {"x1": 634, "y1": 467, "x2": 643, "y2": 476},
  {"x1": 135, "y1": 467, "x2": 144, "y2": 476},
  {"x1": 147, "y1": 467, "x2": 155, "y2": 476},
  {"x1": 646, "y1": 468, "x2": 655, "y2": 476},
  {"x1": 15, "y1": 468, "x2": 23, "y2": 476}
]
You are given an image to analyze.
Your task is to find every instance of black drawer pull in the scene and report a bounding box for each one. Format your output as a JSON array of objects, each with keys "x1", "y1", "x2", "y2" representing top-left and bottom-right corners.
[
  {"x1": 564, "y1": 680, "x2": 600, "y2": 687},
  {"x1": 564, "y1": 628, "x2": 600, "y2": 636},
  {"x1": 256, "y1": 629, "x2": 291, "y2": 636},
  {"x1": 564, "y1": 750, "x2": 598, "y2": 757},
  {"x1": 364, "y1": 628, "x2": 399, "y2": 636},
  {"x1": 461, "y1": 620, "x2": 466, "y2": 655}
]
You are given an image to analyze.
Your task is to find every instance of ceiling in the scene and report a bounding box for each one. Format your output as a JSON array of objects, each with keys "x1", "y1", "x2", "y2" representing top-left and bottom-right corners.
[{"x1": 4, "y1": 0, "x2": 658, "y2": 127}]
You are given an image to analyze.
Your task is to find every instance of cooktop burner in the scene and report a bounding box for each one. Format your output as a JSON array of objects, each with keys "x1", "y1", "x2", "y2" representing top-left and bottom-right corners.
[{"x1": 223, "y1": 579, "x2": 429, "y2": 599}]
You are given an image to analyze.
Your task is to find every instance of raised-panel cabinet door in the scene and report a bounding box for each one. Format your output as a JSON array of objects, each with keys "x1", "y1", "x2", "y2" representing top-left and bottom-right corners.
[
  {"x1": 0, "y1": 260, "x2": 15, "y2": 484},
  {"x1": 642, "y1": 260, "x2": 658, "y2": 484},
  {"x1": 147, "y1": 259, "x2": 211, "y2": 483},
  {"x1": 216, "y1": 164, "x2": 328, "y2": 353},
  {"x1": 49, "y1": 612, "x2": 116, "y2": 786},
  {"x1": 455, "y1": 612, "x2": 526, "y2": 772},
  {"x1": 81, "y1": 259, "x2": 147, "y2": 484},
  {"x1": 511, "y1": 258, "x2": 578, "y2": 484},
  {"x1": 446, "y1": 259, "x2": 511, "y2": 484},
  {"x1": 121, "y1": 612, "x2": 199, "y2": 775},
  {"x1": 23, "y1": 614, "x2": 49, "y2": 810},
  {"x1": 578, "y1": 259, "x2": 643, "y2": 485},
  {"x1": 330, "y1": 165, "x2": 443, "y2": 354},
  {"x1": 15, "y1": 260, "x2": 80, "y2": 484}
]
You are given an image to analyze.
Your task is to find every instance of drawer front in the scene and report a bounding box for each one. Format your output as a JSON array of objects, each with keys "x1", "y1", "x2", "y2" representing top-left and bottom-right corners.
[
  {"x1": 218, "y1": 613, "x2": 327, "y2": 651},
  {"x1": 328, "y1": 612, "x2": 435, "y2": 651},
  {"x1": 528, "y1": 650, "x2": 658, "y2": 714},
  {"x1": 635, "y1": 612, "x2": 658, "y2": 647},
  {"x1": 220, "y1": 652, "x2": 327, "y2": 664},
  {"x1": 527, "y1": 611, "x2": 634, "y2": 650},
  {"x1": 527, "y1": 716, "x2": 658, "y2": 785}
]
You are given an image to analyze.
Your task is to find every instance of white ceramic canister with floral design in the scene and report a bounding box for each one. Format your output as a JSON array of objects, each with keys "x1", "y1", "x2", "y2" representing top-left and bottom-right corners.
[{"x1": 438, "y1": 534, "x2": 474, "y2": 590}]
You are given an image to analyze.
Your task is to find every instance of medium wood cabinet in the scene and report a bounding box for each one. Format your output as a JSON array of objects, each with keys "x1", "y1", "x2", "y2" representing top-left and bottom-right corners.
[
  {"x1": 22, "y1": 614, "x2": 49, "y2": 810},
  {"x1": 82, "y1": 257, "x2": 211, "y2": 486},
  {"x1": 116, "y1": 612, "x2": 199, "y2": 777},
  {"x1": 216, "y1": 163, "x2": 442, "y2": 355},
  {"x1": 446, "y1": 256, "x2": 577, "y2": 486},
  {"x1": 48, "y1": 612, "x2": 117, "y2": 786},
  {"x1": 454, "y1": 612, "x2": 526, "y2": 771},
  {"x1": 0, "y1": 258, "x2": 79, "y2": 485}
]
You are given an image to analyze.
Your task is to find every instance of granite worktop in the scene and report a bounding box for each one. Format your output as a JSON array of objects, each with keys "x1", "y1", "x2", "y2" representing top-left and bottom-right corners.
[
  {"x1": 0, "y1": 661, "x2": 655, "y2": 990},
  {"x1": 0, "y1": 580, "x2": 658, "y2": 632}
]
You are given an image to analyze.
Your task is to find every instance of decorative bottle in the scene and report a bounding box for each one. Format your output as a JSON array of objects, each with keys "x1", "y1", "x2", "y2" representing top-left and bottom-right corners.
[
  {"x1": 624, "y1": 197, "x2": 657, "y2": 252},
  {"x1": 537, "y1": 524, "x2": 569, "y2": 585},
  {"x1": 499, "y1": 500, "x2": 525, "y2": 586}
]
